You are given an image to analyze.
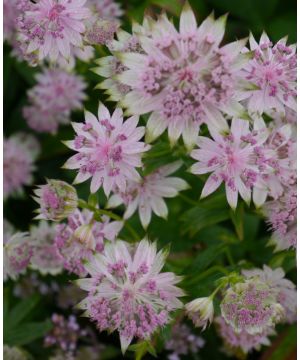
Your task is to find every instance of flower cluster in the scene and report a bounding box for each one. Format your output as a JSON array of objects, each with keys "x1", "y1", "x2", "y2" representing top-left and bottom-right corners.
[
  {"x1": 29, "y1": 221, "x2": 64, "y2": 275},
  {"x1": 44, "y1": 314, "x2": 87, "y2": 354},
  {"x1": 55, "y1": 208, "x2": 123, "y2": 275},
  {"x1": 165, "y1": 323, "x2": 205, "y2": 360},
  {"x1": 4, "y1": 132, "x2": 40, "y2": 199},
  {"x1": 23, "y1": 68, "x2": 87, "y2": 133},
  {"x1": 220, "y1": 277, "x2": 284, "y2": 335},
  {"x1": 107, "y1": 161, "x2": 189, "y2": 228},
  {"x1": 75, "y1": 239, "x2": 184, "y2": 353}
]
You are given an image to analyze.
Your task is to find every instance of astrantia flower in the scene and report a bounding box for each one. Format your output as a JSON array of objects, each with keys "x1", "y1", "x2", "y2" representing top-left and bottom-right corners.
[
  {"x1": 63, "y1": 103, "x2": 150, "y2": 196},
  {"x1": 87, "y1": 0, "x2": 123, "y2": 20},
  {"x1": 114, "y1": 3, "x2": 251, "y2": 148},
  {"x1": 23, "y1": 68, "x2": 87, "y2": 134},
  {"x1": 16, "y1": 0, "x2": 91, "y2": 65},
  {"x1": 240, "y1": 33, "x2": 296, "y2": 114},
  {"x1": 4, "y1": 231, "x2": 33, "y2": 281},
  {"x1": 29, "y1": 222, "x2": 63, "y2": 275},
  {"x1": 242, "y1": 265, "x2": 297, "y2": 324},
  {"x1": 215, "y1": 316, "x2": 275, "y2": 356},
  {"x1": 165, "y1": 323, "x2": 205, "y2": 360},
  {"x1": 75, "y1": 239, "x2": 184, "y2": 353},
  {"x1": 107, "y1": 161, "x2": 189, "y2": 228},
  {"x1": 55, "y1": 209, "x2": 123, "y2": 275},
  {"x1": 185, "y1": 297, "x2": 214, "y2": 330},
  {"x1": 3, "y1": 0, "x2": 19, "y2": 43},
  {"x1": 253, "y1": 122, "x2": 296, "y2": 206},
  {"x1": 3, "y1": 345, "x2": 28, "y2": 360},
  {"x1": 190, "y1": 117, "x2": 267, "y2": 209},
  {"x1": 45, "y1": 314, "x2": 87, "y2": 354},
  {"x1": 85, "y1": 18, "x2": 118, "y2": 46},
  {"x1": 4, "y1": 133, "x2": 40, "y2": 199},
  {"x1": 220, "y1": 278, "x2": 284, "y2": 334},
  {"x1": 263, "y1": 186, "x2": 296, "y2": 251},
  {"x1": 33, "y1": 179, "x2": 78, "y2": 221}
]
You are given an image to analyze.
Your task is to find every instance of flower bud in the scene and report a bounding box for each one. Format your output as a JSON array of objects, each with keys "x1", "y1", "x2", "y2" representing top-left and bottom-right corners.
[
  {"x1": 185, "y1": 297, "x2": 214, "y2": 330},
  {"x1": 74, "y1": 223, "x2": 95, "y2": 250},
  {"x1": 33, "y1": 179, "x2": 78, "y2": 221}
]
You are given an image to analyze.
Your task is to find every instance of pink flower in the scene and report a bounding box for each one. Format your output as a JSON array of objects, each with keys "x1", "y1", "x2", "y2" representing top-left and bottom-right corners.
[
  {"x1": 33, "y1": 179, "x2": 78, "y2": 221},
  {"x1": 4, "y1": 133, "x2": 40, "y2": 199},
  {"x1": 190, "y1": 117, "x2": 267, "y2": 209},
  {"x1": 29, "y1": 221, "x2": 64, "y2": 276},
  {"x1": 240, "y1": 33, "x2": 296, "y2": 114},
  {"x1": 242, "y1": 265, "x2": 297, "y2": 324},
  {"x1": 16, "y1": 0, "x2": 91, "y2": 64},
  {"x1": 55, "y1": 209, "x2": 123, "y2": 276},
  {"x1": 114, "y1": 3, "x2": 251, "y2": 148},
  {"x1": 263, "y1": 186, "x2": 296, "y2": 251},
  {"x1": 75, "y1": 239, "x2": 184, "y2": 353},
  {"x1": 4, "y1": 230, "x2": 33, "y2": 281},
  {"x1": 107, "y1": 161, "x2": 189, "y2": 228},
  {"x1": 220, "y1": 278, "x2": 284, "y2": 335},
  {"x1": 215, "y1": 316, "x2": 275, "y2": 356},
  {"x1": 23, "y1": 68, "x2": 87, "y2": 134},
  {"x1": 253, "y1": 122, "x2": 296, "y2": 206},
  {"x1": 63, "y1": 103, "x2": 150, "y2": 196},
  {"x1": 3, "y1": 0, "x2": 19, "y2": 43},
  {"x1": 87, "y1": 0, "x2": 123, "y2": 20}
]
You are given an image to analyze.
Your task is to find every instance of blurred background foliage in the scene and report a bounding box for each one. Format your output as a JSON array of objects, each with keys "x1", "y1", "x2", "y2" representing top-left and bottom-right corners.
[{"x1": 3, "y1": 0, "x2": 297, "y2": 359}]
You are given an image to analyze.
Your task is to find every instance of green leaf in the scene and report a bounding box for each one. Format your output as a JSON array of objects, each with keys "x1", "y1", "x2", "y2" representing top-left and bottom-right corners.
[
  {"x1": 129, "y1": 340, "x2": 157, "y2": 360},
  {"x1": 8, "y1": 295, "x2": 40, "y2": 329},
  {"x1": 4, "y1": 320, "x2": 52, "y2": 346},
  {"x1": 151, "y1": 0, "x2": 182, "y2": 16},
  {"x1": 183, "y1": 244, "x2": 226, "y2": 276},
  {"x1": 230, "y1": 202, "x2": 244, "y2": 240}
]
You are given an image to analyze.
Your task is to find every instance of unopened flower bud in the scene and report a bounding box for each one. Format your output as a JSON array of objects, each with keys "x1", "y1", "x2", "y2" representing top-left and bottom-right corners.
[
  {"x1": 33, "y1": 179, "x2": 78, "y2": 221},
  {"x1": 185, "y1": 297, "x2": 214, "y2": 330},
  {"x1": 74, "y1": 223, "x2": 95, "y2": 250}
]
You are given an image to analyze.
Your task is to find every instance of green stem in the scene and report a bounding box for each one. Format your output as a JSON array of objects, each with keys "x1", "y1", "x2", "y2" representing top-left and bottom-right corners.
[
  {"x1": 179, "y1": 193, "x2": 199, "y2": 207},
  {"x1": 225, "y1": 247, "x2": 235, "y2": 266},
  {"x1": 183, "y1": 265, "x2": 230, "y2": 286}
]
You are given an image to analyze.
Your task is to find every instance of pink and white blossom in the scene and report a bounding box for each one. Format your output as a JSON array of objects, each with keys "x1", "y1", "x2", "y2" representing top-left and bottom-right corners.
[
  {"x1": 107, "y1": 161, "x2": 189, "y2": 228},
  {"x1": 4, "y1": 133, "x2": 40, "y2": 199},
  {"x1": 29, "y1": 222, "x2": 64, "y2": 276},
  {"x1": 263, "y1": 186, "x2": 296, "y2": 251},
  {"x1": 75, "y1": 239, "x2": 184, "y2": 353},
  {"x1": 190, "y1": 117, "x2": 267, "y2": 209},
  {"x1": 16, "y1": 0, "x2": 91, "y2": 65},
  {"x1": 3, "y1": 0, "x2": 19, "y2": 43},
  {"x1": 87, "y1": 0, "x2": 123, "y2": 20},
  {"x1": 215, "y1": 316, "x2": 275, "y2": 356},
  {"x1": 243, "y1": 265, "x2": 296, "y2": 324},
  {"x1": 113, "y1": 3, "x2": 251, "y2": 148},
  {"x1": 55, "y1": 208, "x2": 123, "y2": 276},
  {"x1": 185, "y1": 297, "x2": 214, "y2": 330},
  {"x1": 240, "y1": 33, "x2": 296, "y2": 115},
  {"x1": 63, "y1": 103, "x2": 150, "y2": 196},
  {"x1": 23, "y1": 68, "x2": 87, "y2": 134}
]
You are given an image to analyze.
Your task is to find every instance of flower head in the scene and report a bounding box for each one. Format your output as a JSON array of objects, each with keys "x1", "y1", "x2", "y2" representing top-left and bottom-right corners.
[
  {"x1": 23, "y1": 68, "x2": 87, "y2": 134},
  {"x1": 107, "y1": 161, "x2": 189, "y2": 228},
  {"x1": 3, "y1": 0, "x2": 19, "y2": 43},
  {"x1": 190, "y1": 117, "x2": 267, "y2": 209},
  {"x1": 4, "y1": 230, "x2": 33, "y2": 281},
  {"x1": 45, "y1": 314, "x2": 87, "y2": 354},
  {"x1": 29, "y1": 221, "x2": 63, "y2": 275},
  {"x1": 215, "y1": 316, "x2": 275, "y2": 356},
  {"x1": 4, "y1": 133, "x2": 40, "y2": 199},
  {"x1": 220, "y1": 277, "x2": 284, "y2": 334},
  {"x1": 55, "y1": 209, "x2": 123, "y2": 276},
  {"x1": 87, "y1": 0, "x2": 123, "y2": 20},
  {"x1": 16, "y1": 0, "x2": 91, "y2": 65},
  {"x1": 165, "y1": 323, "x2": 205, "y2": 360},
  {"x1": 263, "y1": 185, "x2": 296, "y2": 251},
  {"x1": 33, "y1": 179, "x2": 78, "y2": 221},
  {"x1": 242, "y1": 265, "x2": 297, "y2": 324},
  {"x1": 63, "y1": 103, "x2": 150, "y2": 196},
  {"x1": 75, "y1": 239, "x2": 184, "y2": 353},
  {"x1": 185, "y1": 297, "x2": 214, "y2": 330},
  {"x1": 240, "y1": 33, "x2": 296, "y2": 114},
  {"x1": 112, "y1": 3, "x2": 251, "y2": 148}
]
